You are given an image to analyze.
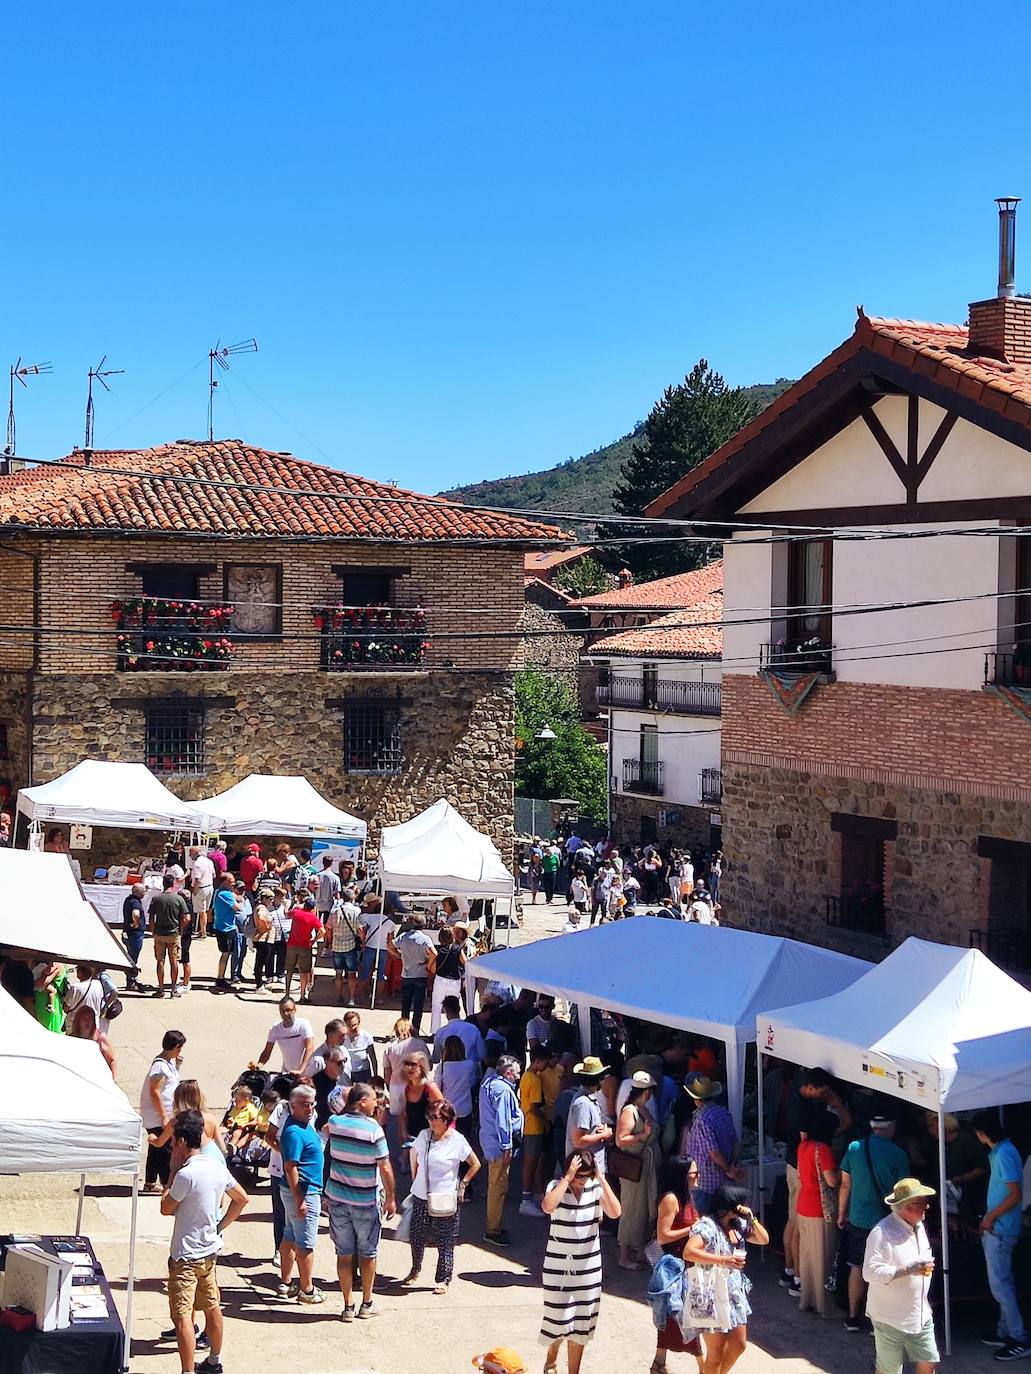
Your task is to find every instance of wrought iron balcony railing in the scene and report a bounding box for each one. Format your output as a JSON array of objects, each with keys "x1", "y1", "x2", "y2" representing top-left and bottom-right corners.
[
  {"x1": 313, "y1": 604, "x2": 430, "y2": 670},
  {"x1": 623, "y1": 758, "x2": 664, "y2": 795},
  {"x1": 825, "y1": 892, "x2": 886, "y2": 937},
  {"x1": 760, "y1": 639, "x2": 834, "y2": 676},
  {"x1": 597, "y1": 676, "x2": 721, "y2": 716},
  {"x1": 112, "y1": 597, "x2": 234, "y2": 671},
  {"x1": 699, "y1": 768, "x2": 723, "y2": 805}
]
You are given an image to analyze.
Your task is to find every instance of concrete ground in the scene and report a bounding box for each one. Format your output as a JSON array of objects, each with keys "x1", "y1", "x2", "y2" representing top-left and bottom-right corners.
[{"x1": 1, "y1": 895, "x2": 997, "y2": 1373}]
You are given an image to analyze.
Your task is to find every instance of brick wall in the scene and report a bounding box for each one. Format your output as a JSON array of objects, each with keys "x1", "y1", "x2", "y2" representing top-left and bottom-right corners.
[
  {"x1": 0, "y1": 546, "x2": 35, "y2": 670},
  {"x1": 968, "y1": 296, "x2": 1031, "y2": 363},
  {"x1": 27, "y1": 535, "x2": 524, "y2": 674}
]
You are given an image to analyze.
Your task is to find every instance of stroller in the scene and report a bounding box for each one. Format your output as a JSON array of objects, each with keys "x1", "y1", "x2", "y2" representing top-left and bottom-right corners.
[{"x1": 223, "y1": 1067, "x2": 274, "y2": 1185}]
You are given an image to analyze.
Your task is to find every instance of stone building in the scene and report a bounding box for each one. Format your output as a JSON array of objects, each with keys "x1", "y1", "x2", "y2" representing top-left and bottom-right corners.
[
  {"x1": 0, "y1": 439, "x2": 564, "y2": 866},
  {"x1": 647, "y1": 212, "x2": 1031, "y2": 970},
  {"x1": 589, "y1": 562, "x2": 722, "y2": 853}
]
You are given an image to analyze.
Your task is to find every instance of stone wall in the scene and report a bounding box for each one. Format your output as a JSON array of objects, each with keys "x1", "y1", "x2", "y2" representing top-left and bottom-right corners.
[
  {"x1": 518, "y1": 601, "x2": 582, "y2": 695},
  {"x1": 720, "y1": 758, "x2": 1031, "y2": 960},
  {"x1": 31, "y1": 670, "x2": 516, "y2": 873},
  {"x1": 611, "y1": 791, "x2": 715, "y2": 855},
  {"x1": 0, "y1": 670, "x2": 30, "y2": 816}
]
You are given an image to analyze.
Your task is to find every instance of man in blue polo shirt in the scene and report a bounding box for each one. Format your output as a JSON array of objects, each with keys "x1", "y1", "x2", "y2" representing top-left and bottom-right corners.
[
  {"x1": 278, "y1": 1085, "x2": 325, "y2": 1306},
  {"x1": 212, "y1": 875, "x2": 241, "y2": 992},
  {"x1": 975, "y1": 1110, "x2": 1028, "y2": 1361},
  {"x1": 837, "y1": 1115, "x2": 909, "y2": 1332}
]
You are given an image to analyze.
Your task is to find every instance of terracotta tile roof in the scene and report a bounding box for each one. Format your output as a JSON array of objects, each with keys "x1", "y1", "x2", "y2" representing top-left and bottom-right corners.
[
  {"x1": 572, "y1": 560, "x2": 723, "y2": 611},
  {"x1": 646, "y1": 310, "x2": 1031, "y2": 517},
  {"x1": 524, "y1": 545, "x2": 593, "y2": 573},
  {"x1": 0, "y1": 441, "x2": 569, "y2": 545},
  {"x1": 591, "y1": 594, "x2": 722, "y2": 660}
]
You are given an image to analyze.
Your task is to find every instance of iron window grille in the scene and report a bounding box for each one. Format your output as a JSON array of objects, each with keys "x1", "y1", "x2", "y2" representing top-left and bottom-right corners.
[
  {"x1": 344, "y1": 703, "x2": 402, "y2": 774},
  {"x1": 145, "y1": 704, "x2": 206, "y2": 776}
]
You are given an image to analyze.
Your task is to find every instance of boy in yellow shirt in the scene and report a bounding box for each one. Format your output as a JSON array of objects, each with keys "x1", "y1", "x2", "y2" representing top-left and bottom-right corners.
[{"x1": 519, "y1": 1045, "x2": 550, "y2": 1215}]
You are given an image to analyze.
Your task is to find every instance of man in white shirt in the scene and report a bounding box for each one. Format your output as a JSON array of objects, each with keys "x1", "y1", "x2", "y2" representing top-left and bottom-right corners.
[
  {"x1": 190, "y1": 847, "x2": 216, "y2": 940},
  {"x1": 358, "y1": 899, "x2": 396, "y2": 1002},
  {"x1": 140, "y1": 1030, "x2": 186, "y2": 1193},
  {"x1": 161, "y1": 1109, "x2": 248, "y2": 1374},
  {"x1": 256, "y1": 998, "x2": 315, "y2": 1074},
  {"x1": 863, "y1": 1177, "x2": 939, "y2": 1374}
]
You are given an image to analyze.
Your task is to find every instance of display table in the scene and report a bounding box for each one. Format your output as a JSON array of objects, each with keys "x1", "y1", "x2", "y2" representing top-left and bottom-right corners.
[
  {"x1": 0, "y1": 1235, "x2": 124, "y2": 1374},
  {"x1": 739, "y1": 1156, "x2": 787, "y2": 1215},
  {"x1": 83, "y1": 879, "x2": 160, "y2": 927}
]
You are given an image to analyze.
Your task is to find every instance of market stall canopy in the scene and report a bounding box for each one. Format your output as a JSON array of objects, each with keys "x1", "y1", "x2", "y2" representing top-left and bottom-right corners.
[
  {"x1": 0, "y1": 984, "x2": 141, "y2": 1172},
  {"x1": 758, "y1": 936, "x2": 1031, "y2": 1111},
  {"x1": 16, "y1": 760, "x2": 203, "y2": 831},
  {"x1": 379, "y1": 799, "x2": 513, "y2": 897},
  {"x1": 0, "y1": 849, "x2": 133, "y2": 970},
  {"x1": 196, "y1": 774, "x2": 366, "y2": 840}
]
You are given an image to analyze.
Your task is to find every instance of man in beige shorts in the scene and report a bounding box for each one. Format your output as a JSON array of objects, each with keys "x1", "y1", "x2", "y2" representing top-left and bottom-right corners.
[{"x1": 149, "y1": 873, "x2": 189, "y2": 999}]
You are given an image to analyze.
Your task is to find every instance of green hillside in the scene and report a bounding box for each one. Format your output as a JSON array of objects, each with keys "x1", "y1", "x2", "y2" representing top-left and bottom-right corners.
[{"x1": 442, "y1": 380, "x2": 793, "y2": 515}]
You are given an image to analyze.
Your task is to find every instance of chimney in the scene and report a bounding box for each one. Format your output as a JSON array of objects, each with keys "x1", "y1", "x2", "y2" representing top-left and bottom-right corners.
[
  {"x1": 618, "y1": 567, "x2": 633, "y2": 588},
  {"x1": 967, "y1": 196, "x2": 1031, "y2": 361}
]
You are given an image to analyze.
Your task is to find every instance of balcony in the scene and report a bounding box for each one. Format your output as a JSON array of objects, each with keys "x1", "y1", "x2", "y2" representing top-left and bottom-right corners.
[
  {"x1": 313, "y1": 604, "x2": 430, "y2": 670},
  {"x1": 112, "y1": 598, "x2": 234, "y2": 672},
  {"x1": 760, "y1": 638, "x2": 834, "y2": 676},
  {"x1": 597, "y1": 675, "x2": 721, "y2": 716},
  {"x1": 986, "y1": 652, "x2": 1031, "y2": 689},
  {"x1": 825, "y1": 892, "x2": 886, "y2": 938},
  {"x1": 623, "y1": 758, "x2": 664, "y2": 796},
  {"x1": 699, "y1": 767, "x2": 723, "y2": 805},
  {"x1": 969, "y1": 928, "x2": 1031, "y2": 973}
]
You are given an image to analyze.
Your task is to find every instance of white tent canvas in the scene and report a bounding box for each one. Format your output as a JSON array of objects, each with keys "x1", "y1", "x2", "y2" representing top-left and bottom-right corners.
[
  {"x1": 758, "y1": 935, "x2": 1031, "y2": 1111},
  {"x1": 378, "y1": 799, "x2": 513, "y2": 898},
  {"x1": 467, "y1": 920, "x2": 871, "y2": 1128},
  {"x1": 17, "y1": 760, "x2": 203, "y2": 832},
  {"x1": 0, "y1": 849, "x2": 133, "y2": 970},
  {"x1": 0, "y1": 984, "x2": 141, "y2": 1173},
  {"x1": 196, "y1": 774, "x2": 366, "y2": 841}
]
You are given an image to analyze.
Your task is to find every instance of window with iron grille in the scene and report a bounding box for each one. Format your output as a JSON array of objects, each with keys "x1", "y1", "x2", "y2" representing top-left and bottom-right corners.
[
  {"x1": 344, "y1": 703, "x2": 402, "y2": 774},
  {"x1": 145, "y1": 704, "x2": 206, "y2": 775}
]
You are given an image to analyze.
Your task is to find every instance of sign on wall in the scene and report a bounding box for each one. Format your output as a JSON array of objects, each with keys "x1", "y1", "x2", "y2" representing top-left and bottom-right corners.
[{"x1": 69, "y1": 824, "x2": 93, "y2": 850}]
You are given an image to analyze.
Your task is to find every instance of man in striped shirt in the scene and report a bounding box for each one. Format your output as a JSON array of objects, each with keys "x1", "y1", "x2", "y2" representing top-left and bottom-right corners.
[{"x1": 323, "y1": 1082, "x2": 395, "y2": 1321}]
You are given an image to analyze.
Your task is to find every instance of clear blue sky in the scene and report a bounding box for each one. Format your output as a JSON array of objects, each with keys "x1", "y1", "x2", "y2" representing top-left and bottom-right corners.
[{"x1": 6, "y1": 3, "x2": 1031, "y2": 495}]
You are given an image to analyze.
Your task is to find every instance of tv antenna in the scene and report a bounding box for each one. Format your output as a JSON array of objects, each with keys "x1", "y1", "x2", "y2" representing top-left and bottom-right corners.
[
  {"x1": 5, "y1": 358, "x2": 52, "y2": 457},
  {"x1": 84, "y1": 356, "x2": 124, "y2": 450},
  {"x1": 208, "y1": 338, "x2": 258, "y2": 440}
]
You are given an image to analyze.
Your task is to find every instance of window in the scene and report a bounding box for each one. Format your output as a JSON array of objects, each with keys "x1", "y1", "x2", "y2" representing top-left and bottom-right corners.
[
  {"x1": 140, "y1": 567, "x2": 200, "y2": 600},
  {"x1": 976, "y1": 838, "x2": 1031, "y2": 970},
  {"x1": 787, "y1": 538, "x2": 832, "y2": 646},
  {"x1": 344, "y1": 702, "x2": 402, "y2": 774},
  {"x1": 145, "y1": 704, "x2": 206, "y2": 775},
  {"x1": 224, "y1": 564, "x2": 282, "y2": 637},
  {"x1": 639, "y1": 723, "x2": 658, "y2": 768},
  {"x1": 341, "y1": 571, "x2": 393, "y2": 605},
  {"x1": 642, "y1": 664, "x2": 659, "y2": 709},
  {"x1": 0, "y1": 724, "x2": 7, "y2": 761},
  {"x1": 827, "y1": 813, "x2": 894, "y2": 935}
]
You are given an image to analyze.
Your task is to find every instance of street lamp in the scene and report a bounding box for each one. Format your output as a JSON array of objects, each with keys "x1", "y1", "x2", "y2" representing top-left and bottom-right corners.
[{"x1": 535, "y1": 725, "x2": 557, "y2": 741}]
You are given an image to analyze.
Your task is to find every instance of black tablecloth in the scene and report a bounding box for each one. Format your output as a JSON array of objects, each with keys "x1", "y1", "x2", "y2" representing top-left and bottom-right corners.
[{"x1": 0, "y1": 1236, "x2": 124, "y2": 1374}]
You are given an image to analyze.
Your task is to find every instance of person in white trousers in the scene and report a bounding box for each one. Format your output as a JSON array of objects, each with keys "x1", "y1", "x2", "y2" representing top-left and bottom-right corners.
[{"x1": 430, "y1": 927, "x2": 464, "y2": 1035}]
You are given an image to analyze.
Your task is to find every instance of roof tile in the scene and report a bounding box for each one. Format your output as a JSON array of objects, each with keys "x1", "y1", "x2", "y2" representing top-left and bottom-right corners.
[{"x1": 572, "y1": 560, "x2": 723, "y2": 611}]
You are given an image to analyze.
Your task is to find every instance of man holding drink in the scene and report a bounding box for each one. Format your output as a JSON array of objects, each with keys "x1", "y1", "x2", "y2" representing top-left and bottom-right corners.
[{"x1": 863, "y1": 1177, "x2": 939, "y2": 1374}]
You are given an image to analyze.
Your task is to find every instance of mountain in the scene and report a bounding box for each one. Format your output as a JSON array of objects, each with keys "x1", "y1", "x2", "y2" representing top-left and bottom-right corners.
[{"x1": 441, "y1": 381, "x2": 794, "y2": 516}]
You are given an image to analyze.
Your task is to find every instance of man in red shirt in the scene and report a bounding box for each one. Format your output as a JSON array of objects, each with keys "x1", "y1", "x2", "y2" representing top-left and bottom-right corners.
[
  {"x1": 240, "y1": 844, "x2": 264, "y2": 893},
  {"x1": 285, "y1": 895, "x2": 324, "y2": 1005}
]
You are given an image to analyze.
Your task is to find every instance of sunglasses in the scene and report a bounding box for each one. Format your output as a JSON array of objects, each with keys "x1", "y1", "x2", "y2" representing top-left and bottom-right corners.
[{"x1": 403, "y1": 1061, "x2": 422, "y2": 1068}]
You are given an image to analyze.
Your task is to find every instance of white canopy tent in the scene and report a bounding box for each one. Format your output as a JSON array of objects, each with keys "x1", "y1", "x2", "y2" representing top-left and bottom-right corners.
[
  {"x1": 195, "y1": 774, "x2": 366, "y2": 841},
  {"x1": 0, "y1": 849, "x2": 133, "y2": 970},
  {"x1": 16, "y1": 760, "x2": 204, "y2": 831},
  {"x1": 466, "y1": 920, "x2": 871, "y2": 1131},
  {"x1": 378, "y1": 799, "x2": 513, "y2": 897},
  {"x1": 757, "y1": 937, "x2": 1031, "y2": 1354},
  {"x1": 0, "y1": 984, "x2": 142, "y2": 1359}
]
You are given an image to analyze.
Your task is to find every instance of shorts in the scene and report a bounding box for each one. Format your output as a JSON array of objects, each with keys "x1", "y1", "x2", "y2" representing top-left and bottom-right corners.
[
  {"x1": 193, "y1": 885, "x2": 213, "y2": 914},
  {"x1": 786, "y1": 1163, "x2": 800, "y2": 1221},
  {"x1": 154, "y1": 933, "x2": 181, "y2": 961},
  {"x1": 280, "y1": 1183, "x2": 321, "y2": 1251},
  {"x1": 214, "y1": 929, "x2": 235, "y2": 954},
  {"x1": 871, "y1": 1318, "x2": 939, "y2": 1374},
  {"x1": 846, "y1": 1222, "x2": 870, "y2": 1267},
  {"x1": 180, "y1": 925, "x2": 193, "y2": 966},
  {"x1": 328, "y1": 1200, "x2": 382, "y2": 1259},
  {"x1": 361, "y1": 946, "x2": 388, "y2": 981},
  {"x1": 286, "y1": 945, "x2": 313, "y2": 977},
  {"x1": 522, "y1": 1133, "x2": 545, "y2": 1158},
  {"x1": 332, "y1": 947, "x2": 360, "y2": 974},
  {"x1": 168, "y1": 1256, "x2": 219, "y2": 1318}
]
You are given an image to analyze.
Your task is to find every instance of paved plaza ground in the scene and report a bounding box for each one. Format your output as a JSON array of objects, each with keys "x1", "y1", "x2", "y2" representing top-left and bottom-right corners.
[{"x1": 1, "y1": 897, "x2": 1000, "y2": 1373}]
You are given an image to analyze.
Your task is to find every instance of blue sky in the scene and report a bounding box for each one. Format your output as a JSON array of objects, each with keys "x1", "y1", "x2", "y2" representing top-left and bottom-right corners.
[{"x1": 5, "y1": 3, "x2": 1031, "y2": 495}]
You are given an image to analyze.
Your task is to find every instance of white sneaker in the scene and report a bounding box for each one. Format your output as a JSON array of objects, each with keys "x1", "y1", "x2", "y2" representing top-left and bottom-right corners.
[
  {"x1": 171, "y1": 985, "x2": 182, "y2": 998},
  {"x1": 180, "y1": 983, "x2": 191, "y2": 995},
  {"x1": 519, "y1": 1198, "x2": 544, "y2": 1217}
]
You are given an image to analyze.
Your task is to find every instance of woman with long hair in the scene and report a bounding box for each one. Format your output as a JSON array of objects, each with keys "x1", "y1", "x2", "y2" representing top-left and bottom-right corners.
[
  {"x1": 615, "y1": 1072, "x2": 660, "y2": 1270},
  {"x1": 430, "y1": 928, "x2": 465, "y2": 1035},
  {"x1": 382, "y1": 1017, "x2": 430, "y2": 1160},
  {"x1": 683, "y1": 1184, "x2": 769, "y2": 1374},
  {"x1": 67, "y1": 1004, "x2": 116, "y2": 1076},
  {"x1": 436, "y1": 1035, "x2": 479, "y2": 1142},
  {"x1": 154, "y1": 1079, "x2": 226, "y2": 1156},
  {"x1": 403, "y1": 1098, "x2": 481, "y2": 1294},
  {"x1": 403, "y1": 1051, "x2": 444, "y2": 1145},
  {"x1": 795, "y1": 1105, "x2": 839, "y2": 1317},
  {"x1": 652, "y1": 1160, "x2": 704, "y2": 1373}
]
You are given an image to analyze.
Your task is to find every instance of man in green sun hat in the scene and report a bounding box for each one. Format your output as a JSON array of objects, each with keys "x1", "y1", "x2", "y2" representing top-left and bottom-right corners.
[{"x1": 863, "y1": 1177, "x2": 939, "y2": 1374}]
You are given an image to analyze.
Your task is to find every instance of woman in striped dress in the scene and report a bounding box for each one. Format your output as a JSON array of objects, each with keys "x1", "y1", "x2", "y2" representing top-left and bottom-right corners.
[{"x1": 540, "y1": 1151, "x2": 621, "y2": 1374}]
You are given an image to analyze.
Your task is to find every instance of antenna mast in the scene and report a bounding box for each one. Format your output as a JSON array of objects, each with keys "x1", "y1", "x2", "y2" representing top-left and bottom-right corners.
[
  {"x1": 207, "y1": 338, "x2": 258, "y2": 440},
  {"x1": 5, "y1": 358, "x2": 52, "y2": 457},
  {"x1": 85, "y1": 356, "x2": 124, "y2": 450}
]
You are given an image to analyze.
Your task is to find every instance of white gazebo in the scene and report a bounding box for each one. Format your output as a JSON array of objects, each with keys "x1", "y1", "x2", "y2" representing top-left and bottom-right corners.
[
  {"x1": 194, "y1": 774, "x2": 366, "y2": 842},
  {"x1": 0, "y1": 849, "x2": 132, "y2": 969},
  {"x1": 16, "y1": 760, "x2": 203, "y2": 832},
  {"x1": 378, "y1": 799, "x2": 514, "y2": 898}
]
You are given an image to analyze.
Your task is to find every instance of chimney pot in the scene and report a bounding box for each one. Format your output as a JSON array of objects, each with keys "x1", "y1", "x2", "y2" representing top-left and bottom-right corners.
[
  {"x1": 968, "y1": 197, "x2": 1031, "y2": 361},
  {"x1": 997, "y1": 196, "x2": 1021, "y2": 299}
]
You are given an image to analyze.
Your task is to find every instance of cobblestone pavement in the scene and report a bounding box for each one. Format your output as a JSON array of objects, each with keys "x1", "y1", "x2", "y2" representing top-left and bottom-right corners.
[{"x1": 1, "y1": 895, "x2": 992, "y2": 1373}]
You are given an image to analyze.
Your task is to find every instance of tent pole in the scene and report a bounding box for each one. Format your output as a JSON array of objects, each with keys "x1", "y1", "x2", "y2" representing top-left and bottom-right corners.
[
  {"x1": 756, "y1": 1048, "x2": 766, "y2": 1228},
  {"x1": 937, "y1": 1106, "x2": 952, "y2": 1357},
  {"x1": 123, "y1": 1169, "x2": 139, "y2": 1372},
  {"x1": 75, "y1": 1173, "x2": 86, "y2": 1234}
]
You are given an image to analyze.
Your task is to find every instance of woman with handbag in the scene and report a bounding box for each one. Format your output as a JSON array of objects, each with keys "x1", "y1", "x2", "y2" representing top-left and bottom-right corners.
[
  {"x1": 683, "y1": 1185, "x2": 768, "y2": 1374},
  {"x1": 614, "y1": 1072, "x2": 660, "y2": 1270},
  {"x1": 430, "y1": 927, "x2": 465, "y2": 1035},
  {"x1": 795, "y1": 1105, "x2": 840, "y2": 1318},
  {"x1": 402, "y1": 1099, "x2": 480, "y2": 1294}
]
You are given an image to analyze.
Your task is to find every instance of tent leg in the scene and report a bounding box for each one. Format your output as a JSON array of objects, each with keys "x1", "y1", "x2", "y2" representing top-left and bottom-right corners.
[
  {"x1": 75, "y1": 1173, "x2": 86, "y2": 1235},
  {"x1": 937, "y1": 1108, "x2": 952, "y2": 1357},
  {"x1": 575, "y1": 1001, "x2": 592, "y2": 1058},
  {"x1": 756, "y1": 1050, "x2": 766, "y2": 1229},
  {"x1": 123, "y1": 1169, "x2": 139, "y2": 1372}
]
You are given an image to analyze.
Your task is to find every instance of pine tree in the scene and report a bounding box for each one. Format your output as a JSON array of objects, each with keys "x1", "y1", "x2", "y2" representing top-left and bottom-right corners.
[{"x1": 607, "y1": 359, "x2": 761, "y2": 580}]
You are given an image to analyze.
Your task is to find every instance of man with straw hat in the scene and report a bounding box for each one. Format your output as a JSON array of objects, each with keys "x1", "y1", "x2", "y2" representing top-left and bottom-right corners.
[
  {"x1": 862, "y1": 1177, "x2": 939, "y2": 1374},
  {"x1": 682, "y1": 1074, "x2": 741, "y2": 1216},
  {"x1": 565, "y1": 1055, "x2": 613, "y2": 1174}
]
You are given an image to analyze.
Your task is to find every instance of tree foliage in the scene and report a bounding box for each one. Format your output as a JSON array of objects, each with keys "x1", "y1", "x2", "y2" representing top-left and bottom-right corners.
[
  {"x1": 607, "y1": 359, "x2": 763, "y2": 580},
  {"x1": 554, "y1": 555, "x2": 611, "y2": 599},
  {"x1": 514, "y1": 670, "x2": 607, "y2": 823}
]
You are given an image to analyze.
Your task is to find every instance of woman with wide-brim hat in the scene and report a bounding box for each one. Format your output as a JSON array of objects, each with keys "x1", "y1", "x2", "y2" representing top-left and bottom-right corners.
[{"x1": 615, "y1": 1070, "x2": 660, "y2": 1269}]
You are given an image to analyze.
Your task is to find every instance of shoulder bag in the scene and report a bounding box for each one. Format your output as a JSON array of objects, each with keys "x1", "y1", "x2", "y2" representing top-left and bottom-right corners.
[
  {"x1": 423, "y1": 1134, "x2": 459, "y2": 1217},
  {"x1": 863, "y1": 1134, "x2": 891, "y2": 1218},
  {"x1": 607, "y1": 1106, "x2": 644, "y2": 1183},
  {"x1": 815, "y1": 1143, "x2": 838, "y2": 1223}
]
